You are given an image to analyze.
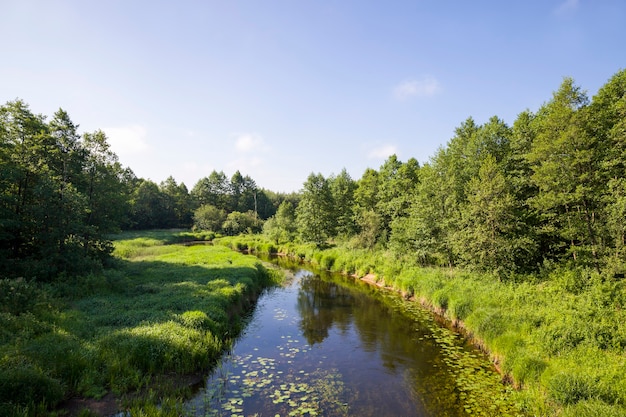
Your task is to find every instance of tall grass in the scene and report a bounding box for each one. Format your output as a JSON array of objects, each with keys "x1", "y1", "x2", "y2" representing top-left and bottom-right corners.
[
  {"x1": 215, "y1": 234, "x2": 626, "y2": 416},
  {"x1": 0, "y1": 230, "x2": 280, "y2": 416}
]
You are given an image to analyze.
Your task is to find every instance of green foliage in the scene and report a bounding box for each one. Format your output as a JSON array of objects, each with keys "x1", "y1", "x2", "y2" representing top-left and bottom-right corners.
[
  {"x1": 222, "y1": 210, "x2": 261, "y2": 235},
  {"x1": 0, "y1": 278, "x2": 38, "y2": 315},
  {"x1": 98, "y1": 321, "x2": 220, "y2": 380},
  {"x1": 0, "y1": 231, "x2": 281, "y2": 415},
  {"x1": 193, "y1": 204, "x2": 227, "y2": 232},
  {"x1": 0, "y1": 100, "x2": 132, "y2": 281},
  {"x1": 561, "y1": 400, "x2": 626, "y2": 417},
  {"x1": 296, "y1": 172, "x2": 335, "y2": 245},
  {"x1": 0, "y1": 361, "x2": 64, "y2": 411}
]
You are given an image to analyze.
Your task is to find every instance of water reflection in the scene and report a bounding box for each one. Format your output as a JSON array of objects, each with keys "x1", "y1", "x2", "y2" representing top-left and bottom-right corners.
[
  {"x1": 189, "y1": 256, "x2": 503, "y2": 417},
  {"x1": 292, "y1": 267, "x2": 466, "y2": 416}
]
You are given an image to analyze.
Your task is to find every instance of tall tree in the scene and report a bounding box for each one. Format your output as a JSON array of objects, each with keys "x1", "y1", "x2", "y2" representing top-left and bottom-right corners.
[
  {"x1": 329, "y1": 168, "x2": 357, "y2": 237},
  {"x1": 527, "y1": 78, "x2": 603, "y2": 270},
  {"x1": 81, "y1": 130, "x2": 131, "y2": 259},
  {"x1": 453, "y1": 155, "x2": 536, "y2": 275},
  {"x1": 263, "y1": 201, "x2": 297, "y2": 244},
  {"x1": 296, "y1": 173, "x2": 335, "y2": 245},
  {"x1": 191, "y1": 170, "x2": 230, "y2": 210},
  {"x1": 160, "y1": 176, "x2": 193, "y2": 227},
  {"x1": 130, "y1": 180, "x2": 169, "y2": 229}
]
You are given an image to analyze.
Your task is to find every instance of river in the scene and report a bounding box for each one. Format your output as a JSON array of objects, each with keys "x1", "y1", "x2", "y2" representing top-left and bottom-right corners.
[{"x1": 186, "y1": 256, "x2": 514, "y2": 416}]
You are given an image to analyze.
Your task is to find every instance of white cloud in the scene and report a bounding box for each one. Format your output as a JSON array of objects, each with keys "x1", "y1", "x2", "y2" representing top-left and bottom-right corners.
[
  {"x1": 103, "y1": 125, "x2": 149, "y2": 155},
  {"x1": 234, "y1": 133, "x2": 268, "y2": 152},
  {"x1": 555, "y1": 0, "x2": 579, "y2": 15},
  {"x1": 394, "y1": 76, "x2": 441, "y2": 100},
  {"x1": 367, "y1": 144, "x2": 397, "y2": 159}
]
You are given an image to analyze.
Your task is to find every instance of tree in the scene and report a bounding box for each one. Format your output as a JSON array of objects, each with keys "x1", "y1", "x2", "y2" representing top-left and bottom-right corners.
[
  {"x1": 160, "y1": 176, "x2": 193, "y2": 227},
  {"x1": 353, "y1": 168, "x2": 383, "y2": 247},
  {"x1": 376, "y1": 155, "x2": 420, "y2": 233},
  {"x1": 81, "y1": 130, "x2": 131, "y2": 260},
  {"x1": 130, "y1": 180, "x2": 170, "y2": 229},
  {"x1": 527, "y1": 78, "x2": 603, "y2": 270},
  {"x1": 193, "y1": 204, "x2": 227, "y2": 232},
  {"x1": 222, "y1": 211, "x2": 261, "y2": 235},
  {"x1": 0, "y1": 100, "x2": 131, "y2": 279},
  {"x1": 329, "y1": 168, "x2": 357, "y2": 237},
  {"x1": 296, "y1": 173, "x2": 335, "y2": 245},
  {"x1": 191, "y1": 170, "x2": 230, "y2": 210},
  {"x1": 389, "y1": 162, "x2": 454, "y2": 265},
  {"x1": 588, "y1": 70, "x2": 626, "y2": 265},
  {"x1": 263, "y1": 201, "x2": 297, "y2": 244},
  {"x1": 453, "y1": 155, "x2": 536, "y2": 275}
]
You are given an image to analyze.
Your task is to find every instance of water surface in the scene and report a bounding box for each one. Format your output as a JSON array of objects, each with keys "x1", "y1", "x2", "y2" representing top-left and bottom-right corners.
[{"x1": 188, "y1": 257, "x2": 508, "y2": 416}]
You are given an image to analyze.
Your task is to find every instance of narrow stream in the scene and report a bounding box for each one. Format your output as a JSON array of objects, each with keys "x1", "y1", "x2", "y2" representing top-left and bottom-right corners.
[{"x1": 187, "y1": 256, "x2": 512, "y2": 416}]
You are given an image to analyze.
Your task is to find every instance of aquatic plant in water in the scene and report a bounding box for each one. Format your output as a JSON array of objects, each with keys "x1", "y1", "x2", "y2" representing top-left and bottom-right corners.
[{"x1": 190, "y1": 334, "x2": 351, "y2": 417}]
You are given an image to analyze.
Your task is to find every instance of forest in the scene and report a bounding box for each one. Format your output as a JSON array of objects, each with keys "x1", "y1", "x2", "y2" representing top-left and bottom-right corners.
[{"x1": 3, "y1": 69, "x2": 625, "y2": 282}]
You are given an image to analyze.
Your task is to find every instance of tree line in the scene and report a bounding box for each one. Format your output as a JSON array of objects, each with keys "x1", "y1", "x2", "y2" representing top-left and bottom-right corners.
[
  {"x1": 2, "y1": 69, "x2": 624, "y2": 281},
  {"x1": 269, "y1": 70, "x2": 626, "y2": 277},
  {"x1": 0, "y1": 100, "x2": 294, "y2": 280}
]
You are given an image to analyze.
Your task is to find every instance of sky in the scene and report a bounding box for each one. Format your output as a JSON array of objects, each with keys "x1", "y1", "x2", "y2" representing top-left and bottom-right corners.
[{"x1": 2, "y1": 0, "x2": 625, "y2": 193}]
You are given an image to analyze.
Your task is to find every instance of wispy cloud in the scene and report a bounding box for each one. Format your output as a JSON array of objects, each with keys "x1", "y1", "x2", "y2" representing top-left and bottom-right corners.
[
  {"x1": 103, "y1": 125, "x2": 149, "y2": 155},
  {"x1": 393, "y1": 76, "x2": 441, "y2": 100},
  {"x1": 367, "y1": 144, "x2": 397, "y2": 159},
  {"x1": 555, "y1": 0, "x2": 579, "y2": 16},
  {"x1": 234, "y1": 133, "x2": 268, "y2": 152}
]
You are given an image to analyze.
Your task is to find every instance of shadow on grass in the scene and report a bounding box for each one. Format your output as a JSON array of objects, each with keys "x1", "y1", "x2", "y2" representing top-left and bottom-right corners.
[{"x1": 0, "y1": 253, "x2": 277, "y2": 415}]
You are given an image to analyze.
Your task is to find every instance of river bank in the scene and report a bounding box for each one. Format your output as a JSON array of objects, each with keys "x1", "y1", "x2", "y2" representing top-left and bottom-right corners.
[
  {"x1": 0, "y1": 231, "x2": 281, "y2": 416},
  {"x1": 215, "y1": 235, "x2": 626, "y2": 417}
]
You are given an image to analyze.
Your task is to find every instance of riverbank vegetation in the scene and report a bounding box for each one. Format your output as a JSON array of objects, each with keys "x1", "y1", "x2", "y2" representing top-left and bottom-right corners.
[
  {"x1": 216, "y1": 234, "x2": 626, "y2": 416},
  {"x1": 2, "y1": 68, "x2": 626, "y2": 415},
  {"x1": 0, "y1": 231, "x2": 280, "y2": 416}
]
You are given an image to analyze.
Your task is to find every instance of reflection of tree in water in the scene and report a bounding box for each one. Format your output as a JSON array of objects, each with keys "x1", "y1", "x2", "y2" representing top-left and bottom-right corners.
[
  {"x1": 297, "y1": 274, "x2": 354, "y2": 345},
  {"x1": 290, "y1": 266, "x2": 513, "y2": 416},
  {"x1": 295, "y1": 269, "x2": 468, "y2": 415}
]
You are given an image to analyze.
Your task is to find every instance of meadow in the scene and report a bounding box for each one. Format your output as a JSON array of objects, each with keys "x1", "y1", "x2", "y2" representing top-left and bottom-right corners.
[
  {"x1": 0, "y1": 231, "x2": 280, "y2": 416},
  {"x1": 216, "y1": 234, "x2": 626, "y2": 417}
]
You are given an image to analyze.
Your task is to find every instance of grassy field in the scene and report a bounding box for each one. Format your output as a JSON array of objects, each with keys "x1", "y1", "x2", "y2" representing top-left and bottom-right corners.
[
  {"x1": 0, "y1": 230, "x2": 280, "y2": 416},
  {"x1": 216, "y1": 235, "x2": 626, "y2": 417}
]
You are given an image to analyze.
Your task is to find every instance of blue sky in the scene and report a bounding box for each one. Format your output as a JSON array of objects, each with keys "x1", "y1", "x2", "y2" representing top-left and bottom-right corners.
[{"x1": 2, "y1": 1, "x2": 624, "y2": 192}]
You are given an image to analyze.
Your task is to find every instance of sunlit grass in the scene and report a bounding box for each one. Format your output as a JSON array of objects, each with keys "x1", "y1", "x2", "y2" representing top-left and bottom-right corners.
[
  {"x1": 215, "y1": 234, "x2": 626, "y2": 416},
  {"x1": 0, "y1": 230, "x2": 280, "y2": 416}
]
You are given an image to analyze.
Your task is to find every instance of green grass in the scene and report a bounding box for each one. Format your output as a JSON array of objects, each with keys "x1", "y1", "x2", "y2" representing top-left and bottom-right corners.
[
  {"x1": 0, "y1": 230, "x2": 280, "y2": 416},
  {"x1": 215, "y1": 234, "x2": 626, "y2": 416}
]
